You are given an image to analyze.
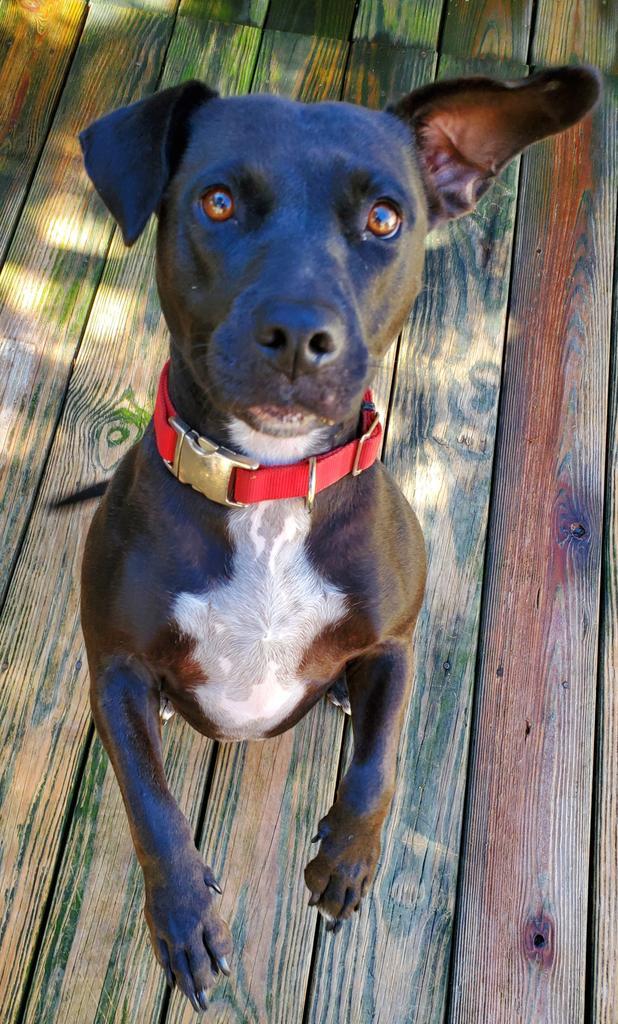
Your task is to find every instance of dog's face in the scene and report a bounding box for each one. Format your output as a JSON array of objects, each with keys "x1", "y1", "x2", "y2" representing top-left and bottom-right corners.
[
  {"x1": 156, "y1": 95, "x2": 427, "y2": 434},
  {"x1": 80, "y1": 67, "x2": 599, "y2": 436}
]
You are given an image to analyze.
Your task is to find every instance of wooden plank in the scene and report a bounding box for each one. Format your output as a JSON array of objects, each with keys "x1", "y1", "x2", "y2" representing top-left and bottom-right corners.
[
  {"x1": 441, "y1": 0, "x2": 534, "y2": 62},
  {"x1": 0, "y1": 5, "x2": 175, "y2": 608},
  {"x1": 353, "y1": 0, "x2": 444, "y2": 48},
  {"x1": 337, "y1": 38, "x2": 438, "y2": 115},
  {"x1": 0, "y1": 226, "x2": 171, "y2": 1024},
  {"x1": 265, "y1": 0, "x2": 357, "y2": 40},
  {"x1": 162, "y1": 29, "x2": 353, "y2": 1024},
  {"x1": 0, "y1": 7, "x2": 177, "y2": 1022},
  {"x1": 178, "y1": 0, "x2": 270, "y2": 25},
  {"x1": 592, "y1": 100, "x2": 618, "y2": 1023},
  {"x1": 88, "y1": 0, "x2": 179, "y2": 11},
  {"x1": 0, "y1": 0, "x2": 86, "y2": 265},
  {"x1": 306, "y1": 53, "x2": 529, "y2": 1024},
  {"x1": 11, "y1": 19, "x2": 262, "y2": 1024},
  {"x1": 252, "y1": 30, "x2": 348, "y2": 97},
  {"x1": 532, "y1": 0, "x2": 618, "y2": 75},
  {"x1": 449, "y1": 76, "x2": 617, "y2": 1024}
]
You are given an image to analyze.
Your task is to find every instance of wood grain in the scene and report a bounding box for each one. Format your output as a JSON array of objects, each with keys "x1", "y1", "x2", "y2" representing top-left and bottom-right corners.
[
  {"x1": 252, "y1": 31, "x2": 347, "y2": 97},
  {"x1": 449, "y1": 75, "x2": 616, "y2": 1024},
  {"x1": 0, "y1": 4, "x2": 175, "y2": 608},
  {"x1": 0, "y1": 0, "x2": 86, "y2": 265},
  {"x1": 178, "y1": 0, "x2": 269, "y2": 26},
  {"x1": 592, "y1": 82, "x2": 618, "y2": 1021},
  {"x1": 265, "y1": 0, "x2": 357, "y2": 39},
  {"x1": 441, "y1": 0, "x2": 534, "y2": 62},
  {"x1": 532, "y1": 0, "x2": 618, "y2": 75},
  {"x1": 353, "y1": 0, "x2": 445, "y2": 47},
  {"x1": 88, "y1": 0, "x2": 179, "y2": 11},
  {"x1": 0, "y1": 217, "x2": 171, "y2": 1024},
  {"x1": 12, "y1": 19, "x2": 262, "y2": 1024},
  {"x1": 306, "y1": 53, "x2": 528, "y2": 1024}
]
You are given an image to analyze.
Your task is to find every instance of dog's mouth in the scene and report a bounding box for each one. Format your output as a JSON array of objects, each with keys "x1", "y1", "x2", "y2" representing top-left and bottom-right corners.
[{"x1": 244, "y1": 403, "x2": 334, "y2": 437}]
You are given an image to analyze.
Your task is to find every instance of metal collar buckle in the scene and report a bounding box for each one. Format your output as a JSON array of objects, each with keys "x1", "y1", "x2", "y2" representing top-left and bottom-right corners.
[
  {"x1": 352, "y1": 410, "x2": 381, "y2": 476},
  {"x1": 305, "y1": 457, "x2": 317, "y2": 513},
  {"x1": 165, "y1": 416, "x2": 259, "y2": 507}
]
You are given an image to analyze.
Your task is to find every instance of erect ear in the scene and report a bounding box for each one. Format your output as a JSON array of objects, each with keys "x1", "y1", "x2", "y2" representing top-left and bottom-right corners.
[
  {"x1": 79, "y1": 80, "x2": 217, "y2": 246},
  {"x1": 388, "y1": 65, "x2": 601, "y2": 228}
]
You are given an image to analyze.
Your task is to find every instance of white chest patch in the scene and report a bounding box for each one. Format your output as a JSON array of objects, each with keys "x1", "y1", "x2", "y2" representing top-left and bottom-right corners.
[{"x1": 172, "y1": 499, "x2": 347, "y2": 739}]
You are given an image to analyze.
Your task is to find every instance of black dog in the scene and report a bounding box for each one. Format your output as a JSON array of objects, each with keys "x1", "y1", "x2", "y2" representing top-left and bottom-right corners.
[{"x1": 78, "y1": 65, "x2": 599, "y2": 1012}]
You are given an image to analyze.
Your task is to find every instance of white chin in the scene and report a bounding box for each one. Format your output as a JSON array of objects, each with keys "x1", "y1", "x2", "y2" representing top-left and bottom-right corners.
[{"x1": 227, "y1": 417, "x2": 332, "y2": 466}]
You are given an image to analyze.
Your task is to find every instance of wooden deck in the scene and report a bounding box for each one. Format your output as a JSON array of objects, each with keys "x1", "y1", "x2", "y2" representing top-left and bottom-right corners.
[{"x1": 0, "y1": 1, "x2": 616, "y2": 1021}]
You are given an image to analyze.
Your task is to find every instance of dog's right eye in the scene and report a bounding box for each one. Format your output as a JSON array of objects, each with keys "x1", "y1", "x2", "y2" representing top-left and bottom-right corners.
[{"x1": 201, "y1": 187, "x2": 235, "y2": 222}]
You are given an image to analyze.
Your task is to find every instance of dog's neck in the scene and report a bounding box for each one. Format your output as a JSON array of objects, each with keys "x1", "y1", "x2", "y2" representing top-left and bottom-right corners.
[{"x1": 167, "y1": 352, "x2": 360, "y2": 466}]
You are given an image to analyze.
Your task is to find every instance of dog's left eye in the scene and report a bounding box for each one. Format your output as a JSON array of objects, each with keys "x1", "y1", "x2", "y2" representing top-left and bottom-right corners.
[
  {"x1": 366, "y1": 200, "x2": 401, "y2": 238},
  {"x1": 201, "y1": 187, "x2": 235, "y2": 222}
]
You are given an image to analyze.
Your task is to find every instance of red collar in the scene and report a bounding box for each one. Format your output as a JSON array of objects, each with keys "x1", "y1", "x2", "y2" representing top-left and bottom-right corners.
[{"x1": 153, "y1": 361, "x2": 382, "y2": 509}]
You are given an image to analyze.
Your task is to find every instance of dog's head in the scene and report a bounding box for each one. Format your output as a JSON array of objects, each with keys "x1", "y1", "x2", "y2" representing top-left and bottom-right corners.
[{"x1": 80, "y1": 67, "x2": 599, "y2": 438}]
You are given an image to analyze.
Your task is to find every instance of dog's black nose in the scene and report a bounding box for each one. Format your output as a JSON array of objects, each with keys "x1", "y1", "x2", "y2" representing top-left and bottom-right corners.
[{"x1": 255, "y1": 303, "x2": 343, "y2": 379}]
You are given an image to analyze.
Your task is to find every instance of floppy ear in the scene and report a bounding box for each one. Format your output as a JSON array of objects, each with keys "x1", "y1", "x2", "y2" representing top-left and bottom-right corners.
[
  {"x1": 79, "y1": 80, "x2": 217, "y2": 246},
  {"x1": 388, "y1": 65, "x2": 601, "y2": 227}
]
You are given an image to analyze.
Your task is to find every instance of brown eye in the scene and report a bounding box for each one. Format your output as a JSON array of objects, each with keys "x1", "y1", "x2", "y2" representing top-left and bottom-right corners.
[
  {"x1": 366, "y1": 200, "x2": 401, "y2": 238},
  {"x1": 201, "y1": 187, "x2": 234, "y2": 222}
]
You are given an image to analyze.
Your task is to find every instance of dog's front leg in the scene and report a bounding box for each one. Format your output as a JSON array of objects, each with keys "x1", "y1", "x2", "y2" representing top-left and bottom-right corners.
[
  {"x1": 305, "y1": 640, "x2": 412, "y2": 931},
  {"x1": 90, "y1": 657, "x2": 232, "y2": 1011}
]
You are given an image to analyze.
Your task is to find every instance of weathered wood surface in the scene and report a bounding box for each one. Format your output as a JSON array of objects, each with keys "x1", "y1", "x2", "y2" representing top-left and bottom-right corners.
[
  {"x1": 449, "y1": 77, "x2": 617, "y2": 1024},
  {"x1": 532, "y1": 0, "x2": 618, "y2": 74},
  {"x1": 0, "y1": 12, "x2": 178, "y2": 1016},
  {"x1": 0, "y1": 216, "x2": 172, "y2": 1024},
  {"x1": 89, "y1": 0, "x2": 179, "y2": 11},
  {"x1": 252, "y1": 30, "x2": 348, "y2": 98},
  {"x1": 265, "y1": 0, "x2": 357, "y2": 39},
  {"x1": 12, "y1": 19, "x2": 262, "y2": 1024},
  {"x1": 353, "y1": 0, "x2": 445, "y2": 47},
  {"x1": 0, "y1": 4, "x2": 175, "y2": 608},
  {"x1": 0, "y1": 0, "x2": 86, "y2": 265},
  {"x1": 178, "y1": 0, "x2": 269, "y2": 26},
  {"x1": 592, "y1": 79, "x2": 618, "y2": 1023},
  {"x1": 441, "y1": 0, "x2": 533, "y2": 62}
]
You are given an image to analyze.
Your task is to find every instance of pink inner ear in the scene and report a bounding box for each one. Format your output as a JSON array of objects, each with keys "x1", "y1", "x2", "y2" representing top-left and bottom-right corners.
[
  {"x1": 419, "y1": 107, "x2": 509, "y2": 175},
  {"x1": 417, "y1": 115, "x2": 493, "y2": 218}
]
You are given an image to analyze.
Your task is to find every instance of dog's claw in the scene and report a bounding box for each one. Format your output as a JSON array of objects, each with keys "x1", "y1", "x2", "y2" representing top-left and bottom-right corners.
[
  {"x1": 204, "y1": 868, "x2": 223, "y2": 895},
  {"x1": 197, "y1": 988, "x2": 209, "y2": 1011},
  {"x1": 308, "y1": 892, "x2": 321, "y2": 907},
  {"x1": 311, "y1": 821, "x2": 329, "y2": 844},
  {"x1": 188, "y1": 991, "x2": 202, "y2": 1013},
  {"x1": 216, "y1": 955, "x2": 231, "y2": 976},
  {"x1": 323, "y1": 917, "x2": 344, "y2": 934}
]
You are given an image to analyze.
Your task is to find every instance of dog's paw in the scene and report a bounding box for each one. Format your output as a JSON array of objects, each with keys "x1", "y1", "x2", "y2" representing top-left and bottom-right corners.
[
  {"x1": 144, "y1": 860, "x2": 232, "y2": 1012},
  {"x1": 304, "y1": 807, "x2": 380, "y2": 933}
]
